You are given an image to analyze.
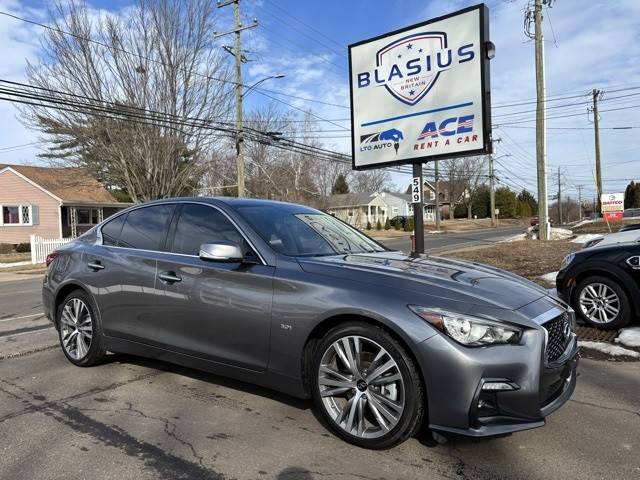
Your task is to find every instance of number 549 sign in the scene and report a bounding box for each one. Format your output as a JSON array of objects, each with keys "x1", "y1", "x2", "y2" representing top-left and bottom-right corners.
[{"x1": 411, "y1": 177, "x2": 422, "y2": 203}]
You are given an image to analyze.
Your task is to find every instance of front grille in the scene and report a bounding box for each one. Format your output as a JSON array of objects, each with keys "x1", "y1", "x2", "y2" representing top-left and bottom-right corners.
[{"x1": 543, "y1": 313, "x2": 570, "y2": 362}]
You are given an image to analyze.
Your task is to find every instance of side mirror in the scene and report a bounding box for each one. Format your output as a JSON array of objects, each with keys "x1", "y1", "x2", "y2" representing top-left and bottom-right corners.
[{"x1": 199, "y1": 242, "x2": 243, "y2": 262}]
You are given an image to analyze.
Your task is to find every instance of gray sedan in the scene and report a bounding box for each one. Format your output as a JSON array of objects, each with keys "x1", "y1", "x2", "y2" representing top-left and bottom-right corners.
[{"x1": 43, "y1": 197, "x2": 578, "y2": 449}]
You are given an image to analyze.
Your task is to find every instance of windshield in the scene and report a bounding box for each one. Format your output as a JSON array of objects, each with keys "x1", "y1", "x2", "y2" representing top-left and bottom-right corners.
[{"x1": 234, "y1": 205, "x2": 387, "y2": 256}]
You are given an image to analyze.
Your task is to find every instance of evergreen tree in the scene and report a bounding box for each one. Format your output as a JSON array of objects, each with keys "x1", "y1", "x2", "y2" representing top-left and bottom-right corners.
[
  {"x1": 404, "y1": 217, "x2": 414, "y2": 232},
  {"x1": 331, "y1": 174, "x2": 350, "y2": 194},
  {"x1": 495, "y1": 187, "x2": 518, "y2": 218},
  {"x1": 366, "y1": 220, "x2": 372, "y2": 230},
  {"x1": 384, "y1": 218, "x2": 391, "y2": 230},
  {"x1": 376, "y1": 219, "x2": 382, "y2": 230}
]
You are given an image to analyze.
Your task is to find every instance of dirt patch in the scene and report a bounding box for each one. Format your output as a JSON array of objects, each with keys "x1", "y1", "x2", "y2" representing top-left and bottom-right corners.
[
  {"x1": 424, "y1": 218, "x2": 525, "y2": 232},
  {"x1": 444, "y1": 240, "x2": 581, "y2": 285},
  {"x1": 0, "y1": 252, "x2": 30, "y2": 263},
  {"x1": 572, "y1": 219, "x2": 640, "y2": 234}
]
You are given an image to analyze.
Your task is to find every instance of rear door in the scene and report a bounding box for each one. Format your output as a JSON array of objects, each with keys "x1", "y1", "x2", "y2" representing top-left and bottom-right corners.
[
  {"x1": 155, "y1": 202, "x2": 275, "y2": 371},
  {"x1": 84, "y1": 203, "x2": 175, "y2": 342}
]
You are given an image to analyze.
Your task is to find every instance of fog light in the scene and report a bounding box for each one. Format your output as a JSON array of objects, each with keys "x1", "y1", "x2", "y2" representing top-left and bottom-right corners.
[{"x1": 482, "y1": 381, "x2": 518, "y2": 392}]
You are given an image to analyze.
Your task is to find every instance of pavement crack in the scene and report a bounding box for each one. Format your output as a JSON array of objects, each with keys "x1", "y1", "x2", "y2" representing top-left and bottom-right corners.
[
  {"x1": 0, "y1": 378, "x2": 223, "y2": 479},
  {"x1": 570, "y1": 399, "x2": 640, "y2": 418}
]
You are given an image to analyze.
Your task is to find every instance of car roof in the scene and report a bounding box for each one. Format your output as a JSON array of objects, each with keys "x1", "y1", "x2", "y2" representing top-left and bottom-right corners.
[{"x1": 129, "y1": 196, "x2": 322, "y2": 214}]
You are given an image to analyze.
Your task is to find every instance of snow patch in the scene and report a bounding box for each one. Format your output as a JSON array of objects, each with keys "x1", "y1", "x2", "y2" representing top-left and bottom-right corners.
[
  {"x1": 0, "y1": 261, "x2": 31, "y2": 269},
  {"x1": 571, "y1": 234, "x2": 602, "y2": 244},
  {"x1": 549, "y1": 227, "x2": 573, "y2": 240},
  {"x1": 500, "y1": 233, "x2": 526, "y2": 243},
  {"x1": 539, "y1": 271, "x2": 558, "y2": 284},
  {"x1": 579, "y1": 341, "x2": 640, "y2": 359},
  {"x1": 615, "y1": 327, "x2": 640, "y2": 348},
  {"x1": 572, "y1": 219, "x2": 595, "y2": 228}
]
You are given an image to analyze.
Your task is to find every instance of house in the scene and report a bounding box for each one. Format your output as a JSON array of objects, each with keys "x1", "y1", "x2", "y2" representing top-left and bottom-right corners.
[
  {"x1": 0, "y1": 164, "x2": 130, "y2": 244},
  {"x1": 326, "y1": 193, "x2": 388, "y2": 227},
  {"x1": 326, "y1": 191, "x2": 439, "y2": 226}
]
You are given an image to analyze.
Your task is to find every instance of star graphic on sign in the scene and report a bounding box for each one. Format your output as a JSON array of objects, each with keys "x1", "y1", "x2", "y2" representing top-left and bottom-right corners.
[
  {"x1": 397, "y1": 54, "x2": 402, "y2": 58},
  {"x1": 409, "y1": 90, "x2": 415, "y2": 96},
  {"x1": 407, "y1": 43, "x2": 413, "y2": 49},
  {"x1": 418, "y1": 48, "x2": 423, "y2": 53}
]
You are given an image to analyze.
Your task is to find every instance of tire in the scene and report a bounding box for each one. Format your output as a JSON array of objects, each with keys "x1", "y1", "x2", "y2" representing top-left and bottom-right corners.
[
  {"x1": 573, "y1": 275, "x2": 631, "y2": 330},
  {"x1": 56, "y1": 289, "x2": 107, "y2": 366},
  {"x1": 310, "y1": 322, "x2": 424, "y2": 449}
]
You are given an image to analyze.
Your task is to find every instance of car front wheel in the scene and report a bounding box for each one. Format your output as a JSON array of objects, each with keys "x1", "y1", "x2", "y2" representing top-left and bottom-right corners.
[
  {"x1": 574, "y1": 276, "x2": 631, "y2": 330},
  {"x1": 310, "y1": 322, "x2": 424, "y2": 449}
]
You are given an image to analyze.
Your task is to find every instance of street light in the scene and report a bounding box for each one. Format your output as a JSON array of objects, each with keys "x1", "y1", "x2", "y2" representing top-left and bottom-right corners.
[{"x1": 235, "y1": 73, "x2": 285, "y2": 197}]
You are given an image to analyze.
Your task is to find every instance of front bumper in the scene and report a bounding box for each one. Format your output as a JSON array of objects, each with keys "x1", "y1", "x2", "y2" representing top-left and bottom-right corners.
[{"x1": 416, "y1": 320, "x2": 579, "y2": 437}]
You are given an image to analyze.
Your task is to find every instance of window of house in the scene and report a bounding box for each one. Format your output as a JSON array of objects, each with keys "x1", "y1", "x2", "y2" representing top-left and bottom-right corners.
[
  {"x1": 0, "y1": 205, "x2": 33, "y2": 226},
  {"x1": 70, "y1": 207, "x2": 102, "y2": 226}
]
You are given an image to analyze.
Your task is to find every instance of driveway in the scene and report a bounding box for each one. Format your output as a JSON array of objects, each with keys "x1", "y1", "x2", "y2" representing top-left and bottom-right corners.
[{"x1": 1, "y1": 277, "x2": 638, "y2": 480}]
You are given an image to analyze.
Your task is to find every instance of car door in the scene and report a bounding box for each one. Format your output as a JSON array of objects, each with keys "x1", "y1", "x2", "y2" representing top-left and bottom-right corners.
[
  {"x1": 155, "y1": 202, "x2": 275, "y2": 371},
  {"x1": 83, "y1": 203, "x2": 175, "y2": 342}
]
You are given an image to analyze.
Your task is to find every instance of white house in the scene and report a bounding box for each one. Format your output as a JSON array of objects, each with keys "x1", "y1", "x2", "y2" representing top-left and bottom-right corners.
[{"x1": 326, "y1": 193, "x2": 388, "y2": 227}]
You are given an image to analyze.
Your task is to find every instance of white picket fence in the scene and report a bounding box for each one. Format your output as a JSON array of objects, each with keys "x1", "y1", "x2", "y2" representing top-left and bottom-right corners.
[{"x1": 30, "y1": 234, "x2": 74, "y2": 264}]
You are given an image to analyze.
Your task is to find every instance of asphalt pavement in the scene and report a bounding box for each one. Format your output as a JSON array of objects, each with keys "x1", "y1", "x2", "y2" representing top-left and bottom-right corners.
[
  {"x1": 1, "y1": 271, "x2": 639, "y2": 480},
  {"x1": 379, "y1": 225, "x2": 525, "y2": 253}
]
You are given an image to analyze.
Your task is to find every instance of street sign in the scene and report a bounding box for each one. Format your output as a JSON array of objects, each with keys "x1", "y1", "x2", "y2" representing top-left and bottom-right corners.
[
  {"x1": 348, "y1": 4, "x2": 492, "y2": 170},
  {"x1": 411, "y1": 177, "x2": 422, "y2": 203},
  {"x1": 601, "y1": 192, "x2": 624, "y2": 221}
]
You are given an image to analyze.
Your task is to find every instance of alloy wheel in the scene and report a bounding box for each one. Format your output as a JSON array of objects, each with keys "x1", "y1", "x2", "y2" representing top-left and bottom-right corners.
[
  {"x1": 578, "y1": 283, "x2": 620, "y2": 324},
  {"x1": 60, "y1": 298, "x2": 93, "y2": 360},
  {"x1": 318, "y1": 335, "x2": 405, "y2": 439}
]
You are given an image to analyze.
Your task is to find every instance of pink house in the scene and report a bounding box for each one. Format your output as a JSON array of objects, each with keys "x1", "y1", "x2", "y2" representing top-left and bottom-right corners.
[{"x1": 0, "y1": 164, "x2": 129, "y2": 244}]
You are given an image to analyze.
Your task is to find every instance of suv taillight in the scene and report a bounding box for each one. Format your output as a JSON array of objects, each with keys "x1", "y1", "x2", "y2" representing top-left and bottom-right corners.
[{"x1": 45, "y1": 252, "x2": 59, "y2": 267}]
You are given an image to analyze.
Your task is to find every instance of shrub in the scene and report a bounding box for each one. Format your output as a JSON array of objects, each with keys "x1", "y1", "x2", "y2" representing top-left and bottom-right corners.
[
  {"x1": 15, "y1": 242, "x2": 31, "y2": 253},
  {"x1": 395, "y1": 220, "x2": 401, "y2": 230},
  {"x1": 404, "y1": 217, "x2": 414, "y2": 232},
  {"x1": 384, "y1": 218, "x2": 391, "y2": 230},
  {"x1": 366, "y1": 220, "x2": 372, "y2": 230},
  {"x1": 0, "y1": 243, "x2": 13, "y2": 254},
  {"x1": 376, "y1": 220, "x2": 382, "y2": 230}
]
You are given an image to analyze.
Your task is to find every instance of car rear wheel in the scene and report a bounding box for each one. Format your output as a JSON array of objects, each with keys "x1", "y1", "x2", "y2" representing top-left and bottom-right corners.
[
  {"x1": 310, "y1": 322, "x2": 424, "y2": 449},
  {"x1": 57, "y1": 290, "x2": 107, "y2": 366},
  {"x1": 574, "y1": 276, "x2": 631, "y2": 330}
]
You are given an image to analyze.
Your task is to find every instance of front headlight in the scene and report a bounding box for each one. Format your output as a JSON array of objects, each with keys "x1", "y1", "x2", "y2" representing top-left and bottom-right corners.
[
  {"x1": 409, "y1": 306, "x2": 522, "y2": 346},
  {"x1": 560, "y1": 253, "x2": 576, "y2": 270}
]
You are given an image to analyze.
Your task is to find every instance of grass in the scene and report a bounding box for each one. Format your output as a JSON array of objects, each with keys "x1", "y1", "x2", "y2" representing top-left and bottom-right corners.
[
  {"x1": 572, "y1": 219, "x2": 640, "y2": 234},
  {"x1": 0, "y1": 252, "x2": 30, "y2": 263},
  {"x1": 444, "y1": 240, "x2": 581, "y2": 284}
]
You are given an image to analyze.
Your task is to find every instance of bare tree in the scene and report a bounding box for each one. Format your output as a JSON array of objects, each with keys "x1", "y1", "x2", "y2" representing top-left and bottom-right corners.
[
  {"x1": 440, "y1": 157, "x2": 485, "y2": 219},
  {"x1": 21, "y1": 0, "x2": 233, "y2": 202},
  {"x1": 351, "y1": 169, "x2": 394, "y2": 193},
  {"x1": 458, "y1": 156, "x2": 486, "y2": 218}
]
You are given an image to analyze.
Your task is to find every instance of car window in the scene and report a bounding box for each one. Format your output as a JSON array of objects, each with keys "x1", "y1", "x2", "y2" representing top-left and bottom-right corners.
[
  {"x1": 171, "y1": 204, "x2": 247, "y2": 256},
  {"x1": 101, "y1": 213, "x2": 126, "y2": 246},
  {"x1": 118, "y1": 204, "x2": 174, "y2": 251},
  {"x1": 234, "y1": 205, "x2": 386, "y2": 256}
]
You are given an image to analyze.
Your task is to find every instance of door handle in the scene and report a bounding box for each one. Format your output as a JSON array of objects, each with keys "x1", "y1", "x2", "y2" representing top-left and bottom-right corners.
[
  {"x1": 87, "y1": 261, "x2": 105, "y2": 271},
  {"x1": 158, "y1": 271, "x2": 182, "y2": 284}
]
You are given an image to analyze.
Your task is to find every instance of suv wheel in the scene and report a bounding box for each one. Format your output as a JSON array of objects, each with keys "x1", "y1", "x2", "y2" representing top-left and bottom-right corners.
[
  {"x1": 310, "y1": 322, "x2": 424, "y2": 449},
  {"x1": 574, "y1": 275, "x2": 631, "y2": 330},
  {"x1": 57, "y1": 290, "x2": 107, "y2": 366}
]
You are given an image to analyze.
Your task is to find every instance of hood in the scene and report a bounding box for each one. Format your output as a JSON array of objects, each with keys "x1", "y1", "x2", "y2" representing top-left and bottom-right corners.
[{"x1": 297, "y1": 251, "x2": 549, "y2": 311}]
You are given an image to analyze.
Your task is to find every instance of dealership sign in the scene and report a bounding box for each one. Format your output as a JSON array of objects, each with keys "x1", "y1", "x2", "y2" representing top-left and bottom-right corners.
[
  {"x1": 349, "y1": 4, "x2": 492, "y2": 170},
  {"x1": 601, "y1": 192, "x2": 624, "y2": 221}
]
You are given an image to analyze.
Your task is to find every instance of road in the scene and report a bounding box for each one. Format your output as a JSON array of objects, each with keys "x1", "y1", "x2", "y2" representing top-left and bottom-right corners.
[
  {"x1": 1, "y1": 276, "x2": 639, "y2": 480},
  {"x1": 378, "y1": 225, "x2": 524, "y2": 253}
]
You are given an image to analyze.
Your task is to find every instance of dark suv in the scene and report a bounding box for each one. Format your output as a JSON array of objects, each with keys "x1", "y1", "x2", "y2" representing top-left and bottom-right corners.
[
  {"x1": 43, "y1": 197, "x2": 578, "y2": 449},
  {"x1": 557, "y1": 241, "x2": 640, "y2": 329}
]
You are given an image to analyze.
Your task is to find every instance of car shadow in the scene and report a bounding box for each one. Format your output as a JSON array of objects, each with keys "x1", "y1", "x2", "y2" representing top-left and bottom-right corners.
[{"x1": 101, "y1": 352, "x2": 311, "y2": 411}]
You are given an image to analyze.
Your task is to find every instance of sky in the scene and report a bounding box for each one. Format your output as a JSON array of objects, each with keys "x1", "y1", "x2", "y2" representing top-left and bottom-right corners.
[{"x1": 1, "y1": 0, "x2": 639, "y2": 202}]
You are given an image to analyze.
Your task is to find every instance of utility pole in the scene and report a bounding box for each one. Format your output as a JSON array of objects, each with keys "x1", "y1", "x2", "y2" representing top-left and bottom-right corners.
[
  {"x1": 434, "y1": 160, "x2": 441, "y2": 231},
  {"x1": 489, "y1": 139, "x2": 501, "y2": 228},
  {"x1": 534, "y1": 0, "x2": 550, "y2": 240},
  {"x1": 216, "y1": 0, "x2": 257, "y2": 197},
  {"x1": 557, "y1": 166, "x2": 562, "y2": 225},
  {"x1": 592, "y1": 88, "x2": 603, "y2": 215},
  {"x1": 489, "y1": 154, "x2": 496, "y2": 227},
  {"x1": 412, "y1": 163, "x2": 425, "y2": 256},
  {"x1": 577, "y1": 185, "x2": 583, "y2": 221}
]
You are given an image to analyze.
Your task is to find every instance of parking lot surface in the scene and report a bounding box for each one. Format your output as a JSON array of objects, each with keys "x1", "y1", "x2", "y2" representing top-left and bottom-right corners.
[{"x1": 1, "y1": 276, "x2": 639, "y2": 480}]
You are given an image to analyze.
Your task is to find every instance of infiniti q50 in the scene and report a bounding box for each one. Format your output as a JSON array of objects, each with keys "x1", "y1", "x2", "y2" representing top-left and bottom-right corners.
[{"x1": 43, "y1": 198, "x2": 578, "y2": 449}]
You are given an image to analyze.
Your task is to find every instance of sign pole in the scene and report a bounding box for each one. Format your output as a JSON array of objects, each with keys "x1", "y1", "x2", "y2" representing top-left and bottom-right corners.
[{"x1": 412, "y1": 163, "x2": 425, "y2": 256}]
